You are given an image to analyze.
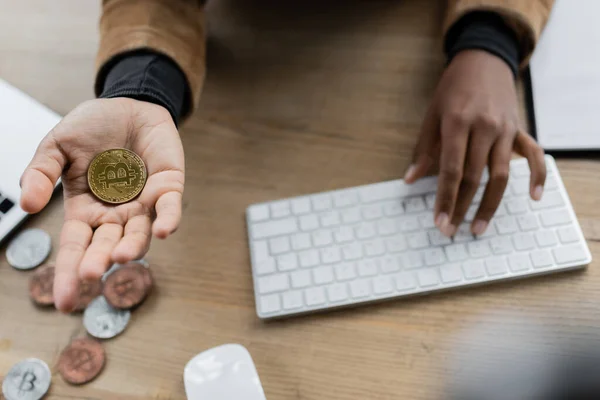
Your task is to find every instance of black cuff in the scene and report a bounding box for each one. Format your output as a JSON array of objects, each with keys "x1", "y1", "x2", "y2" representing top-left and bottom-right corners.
[
  {"x1": 97, "y1": 50, "x2": 189, "y2": 126},
  {"x1": 445, "y1": 11, "x2": 520, "y2": 78}
]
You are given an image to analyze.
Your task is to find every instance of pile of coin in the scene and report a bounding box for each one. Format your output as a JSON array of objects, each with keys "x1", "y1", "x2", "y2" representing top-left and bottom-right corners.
[{"x1": 3, "y1": 229, "x2": 154, "y2": 399}]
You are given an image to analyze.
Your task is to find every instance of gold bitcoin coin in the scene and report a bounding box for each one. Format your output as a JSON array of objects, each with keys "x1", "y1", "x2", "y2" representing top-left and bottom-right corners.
[{"x1": 87, "y1": 148, "x2": 147, "y2": 204}]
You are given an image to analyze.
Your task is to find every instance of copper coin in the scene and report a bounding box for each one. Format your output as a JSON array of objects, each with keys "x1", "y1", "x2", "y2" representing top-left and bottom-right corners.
[
  {"x1": 57, "y1": 338, "x2": 105, "y2": 385},
  {"x1": 28, "y1": 265, "x2": 55, "y2": 306},
  {"x1": 103, "y1": 263, "x2": 148, "y2": 309},
  {"x1": 73, "y1": 280, "x2": 104, "y2": 312},
  {"x1": 123, "y1": 262, "x2": 154, "y2": 292}
]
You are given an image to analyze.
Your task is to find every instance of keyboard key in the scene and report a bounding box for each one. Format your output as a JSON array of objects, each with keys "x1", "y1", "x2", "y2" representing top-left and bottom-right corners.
[
  {"x1": 399, "y1": 216, "x2": 420, "y2": 232},
  {"x1": 513, "y1": 233, "x2": 535, "y2": 251},
  {"x1": 404, "y1": 251, "x2": 423, "y2": 269},
  {"x1": 477, "y1": 223, "x2": 497, "y2": 239},
  {"x1": 495, "y1": 216, "x2": 518, "y2": 235},
  {"x1": 291, "y1": 270, "x2": 312, "y2": 288},
  {"x1": 300, "y1": 215, "x2": 320, "y2": 231},
  {"x1": 553, "y1": 244, "x2": 588, "y2": 264},
  {"x1": 423, "y1": 248, "x2": 446, "y2": 266},
  {"x1": 454, "y1": 224, "x2": 474, "y2": 243},
  {"x1": 530, "y1": 191, "x2": 564, "y2": 210},
  {"x1": 404, "y1": 197, "x2": 426, "y2": 213},
  {"x1": 334, "y1": 263, "x2": 356, "y2": 281},
  {"x1": 463, "y1": 260, "x2": 485, "y2": 280},
  {"x1": 333, "y1": 226, "x2": 354, "y2": 243},
  {"x1": 326, "y1": 283, "x2": 348, "y2": 302},
  {"x1": 252, "y1": 241, "x2": 270, "y2": 263},
  {"x1": 417, "y1": 269, "x2": 439, "y2": 287},
  {"x1": 465, "y1": 205, "x2": 478, "y2": 222},
  {"x1": 252, "y1": 218, "x2": 298, "y2": 239},
  {"x1": 269, "y1": 237, "x2": 291, "y2": 255},
  {"x1": 489, "y1": 236, "x2": 512, "y2": 255},
  {"x1": 511, "y1": 162, "x2": 530, "y2": 178},
  {"x1": 364, "y1": 239, "x2": 386, "y2": 256},
  {"x1": 320, "y1": 211, "x2": 340, "y2": 227},
  {"x1": 258, "y1": 274, "x2": 289, "y2": 294},
  {"x1": 511, "y1": 179, "x2": 529, "y2": 196},
  {"x1": 545, "y1": 175, "x2": 558, "y2": 190},
  {"x1": 508, "y1": 254, "x2": 532, "y2": 272},
  {"x1": 299, "y1": 249, "x2": 320, "y2": 268},
  {"x1": 357, "y1": 259, "x2": 379, "y2": 277},
  {"x1": 271, "y1": 201, "x2": 291, "y2": 218},
  {"x1": 407, "y1": 232, "x2": 429, "y2": 249},
  {"x1": 359, "y1": 181, "x2": 408, "y2": 203},
  {"x1": 282, "y1": 291, "x2": 304, "y2": 310},
  {"x1": 418, "y1": 214, "x2": 436, "y2": 229},
  {"x1": 505, "y1": 198, "x2": 528, "y2": 214},
  {"x1": 376, "y1": 220, "x2": 397, "y2": 236},
  {"x1": 445, "y1": 243, "x2": 469, "y2": 262},
  {"x1": 342, "y1": 243, "x2": 363, "y2": 260},
  {"x1": 333, "y1": 190, "x2": 357, "y2": 208},
  {"x1": 356, "y1": 222, "x2": 376, "y2": 239},
  {"x1": 256, "y1": 259, "x2": 276, "y2": 275},
  {"x1": 383, "y1": 200, "x2": 404, "y2": 216},
  {"x1": 425, "y1": 193, "x2": 436, "y2": 209},
  {"x1": 362, "y1": 204, "x2": 383, "y2": 220},
  {"x1": 440, "y1": 264, "x2": 462, "y2": 283},
  {"x1": 350, "y1": 279, "x2": 371, "y2": 298},
  {"x1": 540, "y1": 209, "x2": 571, "y2": 227},
  {"x1": 494, "y1": 202, "x2": 507, "y2": 217},
  {"x1": 260, "y1": 294, "x2": 281, "y2": 314},
  {"x1": 380, "y1": 256, "x2": 401, "y2": 273},
  {"x1": 558, "y1": 226, "x2": 579, "y2": 244},
  {"x1": 311, "y1": 194, "x2": 332, "y2": 211},
  {"x1": 341, "y1": 207, "x2": 361, "y2": 224},
  {"x1": 395, "y1": 272, "x2": 417, "y2": 291},
  {"x1": 320, "y1": 246, "x2": 341, "y2": 264},
  {"x1": 312, "y1": 230, "x2": 333, "y2": 247},
  {"x1": 468, "y1": 241, "x2": 491, "y2": 258},
  {"x1": 386, "y1": 236, "x2": 407, "y2": 253},
  {"x1": 291, "y1": 198, "x2": 311, "y2": 215},
  {"x1": 531, "y1": 250, "x2": 553, "y2": 269},
  {"x1": 291, "y1": 233, "x2": 312, "y2": 250},
  {"x1": 535, "y1": 230, "x2": 558, "y2": 248},
  {"x1": 517, "y1": 214, "x2": 539, "y2": 231},
  {"x1": 313, "y1": 266, "x2": 334, "y2": 284},
  {"x1": 373, "y1": 276, "x2": 394, "y2": 294},
  {"x1": 248, "y1": 204, "x2": 269, "y2": 222},
  {"x1": 429, "y1": 229, "x2": 452, "y2": 246},
  {"x1": 304, "y1": 287, "x2": 326, "y2": 306},
  {"x1": 277, "y1": 253, "x2": 298, "y2": 271},
  {"x1": 485, "y1": 257, "x2": 508, "y2": 276}
]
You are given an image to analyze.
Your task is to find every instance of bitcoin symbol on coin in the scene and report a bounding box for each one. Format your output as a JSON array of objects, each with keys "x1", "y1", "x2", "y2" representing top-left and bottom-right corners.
[
  {"x1": 18, "y1": 371, "x2": 36, "y2": 392},
  {"x1": 87, "y1": 149, "x2": 147, "y2": 204}
]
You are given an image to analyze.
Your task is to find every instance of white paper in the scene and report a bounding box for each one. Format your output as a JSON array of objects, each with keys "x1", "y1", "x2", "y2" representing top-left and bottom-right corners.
[{"x1": 530, "y1": 0, "x2": 600, "y2": 150}]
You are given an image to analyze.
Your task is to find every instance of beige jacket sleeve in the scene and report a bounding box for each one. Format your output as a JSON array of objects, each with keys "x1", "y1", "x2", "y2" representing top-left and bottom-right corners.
[{"x1": 444, "y1": 0, "x2": 555, "y2": 67}]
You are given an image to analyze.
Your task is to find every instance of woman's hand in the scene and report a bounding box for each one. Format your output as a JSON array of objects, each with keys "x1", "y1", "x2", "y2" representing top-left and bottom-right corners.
[
  {"x1": 20, "y1": 98, "x2": 185, "y2": 312},
  {"x1": 405, "y1": 50, "x2": 546, "y2": 237}
]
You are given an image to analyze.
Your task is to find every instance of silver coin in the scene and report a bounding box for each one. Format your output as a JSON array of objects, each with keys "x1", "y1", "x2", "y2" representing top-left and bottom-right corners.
[
  {"x1": 102, "y1": 259, "x2": 149, "y2": 282},
  {"x1": 6, "y1": 229, "x2": 51, "y2": 270},
  {"x1": 83, "y1": 295, "x2": 131, "y2": 339},
  {"x1": 2, "y1": 358, "x2": 51, "y2": 400}
]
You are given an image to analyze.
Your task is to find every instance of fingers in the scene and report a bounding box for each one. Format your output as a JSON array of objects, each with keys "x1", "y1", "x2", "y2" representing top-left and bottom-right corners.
[
  {"x1": 152, "y1": 191, "x2": 183, "y2": 239},
  {"x1": 20, "y1": 134, "x2": 67, "y2": 213},
  {"x1": 112, "y1": 215, "x2": 152, "y2": 263},
  {"x1": 54, "y1": 219, "x2": 93, "y2": 313},
  {"x1": 404, "y1": 106, "x2": 439, "y2": 183},
  {"x1": 434, "y1": 114, "x2": 470, "y2": 236},
  {"x1": 514, "y1": 131, "x2": 546, "y2": 200},
  {"x1": 472, "y1": 136, "x2": 512, "y2": 231},
  {"x1": 79, "y1": 223, "x2": 123, "y2": 281},
  {"x1": 450, "y1": 134, "x2": 494, "y2": 228}
]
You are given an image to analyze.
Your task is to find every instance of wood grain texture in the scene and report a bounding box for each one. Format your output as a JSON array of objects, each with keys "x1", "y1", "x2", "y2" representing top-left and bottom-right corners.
[{"x1": 0, "y1": 1, "x2": 599, "y2": 399}]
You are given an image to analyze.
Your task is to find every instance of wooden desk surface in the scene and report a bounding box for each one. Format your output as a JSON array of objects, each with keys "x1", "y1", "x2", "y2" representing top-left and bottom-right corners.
[{"x1": 1, "y1": 1, "x2": 600, "y2": 399}]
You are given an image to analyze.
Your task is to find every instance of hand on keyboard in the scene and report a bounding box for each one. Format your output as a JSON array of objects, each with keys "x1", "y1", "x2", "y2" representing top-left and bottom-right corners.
[
  {"x1": 404, "y1": 50, "x2": 546, "y2": 237},
  {"x1": 19, "y1": 98, "x2": 185, "y2": 312}
]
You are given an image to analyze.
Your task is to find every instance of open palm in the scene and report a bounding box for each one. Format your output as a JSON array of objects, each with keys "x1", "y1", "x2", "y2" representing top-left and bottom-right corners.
[{"x1": 20, "y1": 98, "x2": 185, "y2": 312}]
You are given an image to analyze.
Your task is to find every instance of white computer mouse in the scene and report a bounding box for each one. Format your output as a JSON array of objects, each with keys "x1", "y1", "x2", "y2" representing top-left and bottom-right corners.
[{"x1": 184, "y1": 343, "x2": 267, "y2": 400}]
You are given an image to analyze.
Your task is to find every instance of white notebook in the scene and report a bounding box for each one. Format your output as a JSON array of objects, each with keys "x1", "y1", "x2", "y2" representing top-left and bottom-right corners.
[{"x1": 530, "y1": 0, "x2": 600, "y2": 150}]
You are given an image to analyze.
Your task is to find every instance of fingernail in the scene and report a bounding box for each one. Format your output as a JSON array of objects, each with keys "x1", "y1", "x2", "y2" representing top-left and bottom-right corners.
[
  {"x1": 404, "y1": 164, "x2": 417, "y2": 182},
  {"x1": 532, "y1": 185, "x2": 544, "y2": 201},
  {"x1": 435, "y1": 212, "x2": 449, "y2": 228},
  {"x1": 443, "y1": 223, "x2": 457, "y2": 237},
  {"x1": 472, "y1": 219, "x2": 488, "y2": 236}
]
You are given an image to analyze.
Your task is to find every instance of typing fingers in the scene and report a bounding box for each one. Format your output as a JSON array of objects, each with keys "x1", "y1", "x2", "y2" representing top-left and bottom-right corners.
[{"x1": 514, "y1": 131, "x2": 546, "y2": 200}]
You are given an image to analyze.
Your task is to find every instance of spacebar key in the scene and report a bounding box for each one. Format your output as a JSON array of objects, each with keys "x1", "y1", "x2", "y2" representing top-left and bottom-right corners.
[{"x1": 251, "y1": 218, "x2": 298, "y2": 239}]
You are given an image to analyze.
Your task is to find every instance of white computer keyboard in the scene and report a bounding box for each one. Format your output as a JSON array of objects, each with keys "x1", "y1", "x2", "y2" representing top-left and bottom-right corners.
[{"x1": 246, "y1": 155, "x2": 591, "y2": 319}]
